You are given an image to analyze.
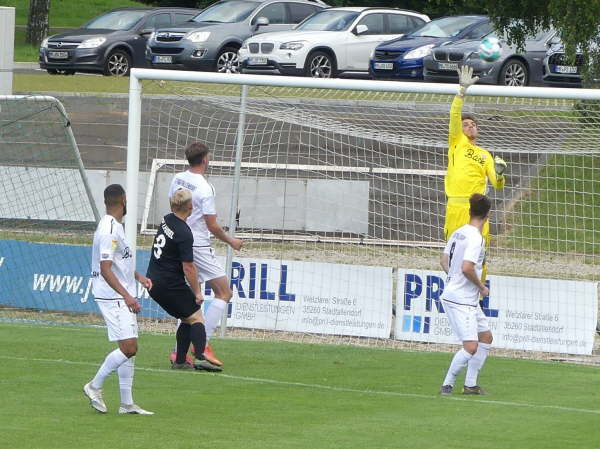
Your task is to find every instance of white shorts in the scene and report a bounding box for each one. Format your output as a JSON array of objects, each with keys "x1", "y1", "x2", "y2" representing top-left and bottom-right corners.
[
  {"x1": 96, "y1": 299, "x2": 139, "y2": 342},
  {"x1": 193, "y1": 246, "x2": 226, "y2": 283},
  {"x1": 442, "y1": 300, "x2": 490, "y2": 342}
]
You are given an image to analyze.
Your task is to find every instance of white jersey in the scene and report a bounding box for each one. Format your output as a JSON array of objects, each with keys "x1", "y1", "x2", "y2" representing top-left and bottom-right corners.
[
  {"x1": 169, "y1": 170, "x2": 216, "y2": 247},
  {"x1": 91, "y1": 215, "x2": 136, "y2": 300},
  {"x1": 440, "y1": 224, "x2": 485, "y2": 306}
]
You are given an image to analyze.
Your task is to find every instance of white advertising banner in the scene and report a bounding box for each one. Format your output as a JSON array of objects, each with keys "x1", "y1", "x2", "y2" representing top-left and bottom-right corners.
[
  {"x1": 396, "y1": 269, "x2": 598, "y2": 355},
  {"x1": 218, "y1": 257, "x2": 393, "y2": 338}
]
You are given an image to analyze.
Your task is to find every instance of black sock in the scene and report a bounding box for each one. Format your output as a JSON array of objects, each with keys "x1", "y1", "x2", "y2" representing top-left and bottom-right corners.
[
  {"x1": 175, "y1": 323, "x2": 191, "y2": 364},
  {"x1": 190, "y1": 323, "x2": 207, "y2": 360}
]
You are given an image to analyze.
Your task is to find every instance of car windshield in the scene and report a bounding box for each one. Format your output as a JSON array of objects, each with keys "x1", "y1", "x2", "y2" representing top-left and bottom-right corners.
[
  {"x1": 409, "y1": 16, "x2": 484, "y2": 38},
  {"x1": 191, "y1": 0, "x2": 260, "y2": 23},
  {"x1": 84, "y1": 10, "x2": 147, "y2": 30},
  {"x1": 295, "y1": 10, "x2": 360, "y2": 32}
]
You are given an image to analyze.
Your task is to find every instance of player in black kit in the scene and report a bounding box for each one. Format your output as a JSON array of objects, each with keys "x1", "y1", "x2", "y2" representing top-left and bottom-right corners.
[{"x1": 147, "y1": 188, "x2": 221, "y2": 372}]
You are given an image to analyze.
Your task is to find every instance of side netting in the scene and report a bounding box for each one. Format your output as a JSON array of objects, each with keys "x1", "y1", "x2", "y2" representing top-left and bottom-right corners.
[
  {"x1": 131, "y1": 72, "x2": 598, "y2": 359},
  {"x1": 0, "y1": 95, "x2": 100, "y2": 324}
]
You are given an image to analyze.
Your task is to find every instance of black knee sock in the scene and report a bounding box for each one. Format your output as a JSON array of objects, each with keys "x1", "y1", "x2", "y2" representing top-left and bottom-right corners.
[
  {"x1": 190, "y1": 323, "x2": 207, "y2": 360},
  {"x1": 175, "y1": 323, "x2": 191, "y2": 364}
]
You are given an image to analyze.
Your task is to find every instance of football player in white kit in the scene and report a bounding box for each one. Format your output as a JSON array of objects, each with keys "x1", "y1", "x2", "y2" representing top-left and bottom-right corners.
[
  {"x1": 84, "y1": 184, "x2": 154, "y2": 414},
  {"x1": 168, "y1": 143, "x2": 243, "y2": 366},
  {"x1": 439, "y1": 193, "x2": 493, "y2": 396}
]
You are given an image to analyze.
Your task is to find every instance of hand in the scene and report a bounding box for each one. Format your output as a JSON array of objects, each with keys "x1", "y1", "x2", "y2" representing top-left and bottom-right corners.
[
  {"x1": 494, "y1": 156, "x2": 507, "y2": 175},
  {"x1": 195, "y1": 292, "x2": 204, "y2": 305},
  {"x1": 124, "y1": 294, "x2": 141, "y2": 314},
  {"x1": 457, "y1": 65, "x2": 479, "y2": 95},
  {"x1": 230, "y1": 238, "x2": 243, "y2": 251},
  {"x1": 138, "y1": 274, "x2": 152, "y2": 291},
  {"x1": 479, "y1": 285, "x2": 490, "y2": 298}
]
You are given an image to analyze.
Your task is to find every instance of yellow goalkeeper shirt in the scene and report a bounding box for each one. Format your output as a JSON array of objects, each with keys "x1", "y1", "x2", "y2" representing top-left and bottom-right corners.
[{"x1": 445, "y1": 96, "x2": 505, "y2": 198}]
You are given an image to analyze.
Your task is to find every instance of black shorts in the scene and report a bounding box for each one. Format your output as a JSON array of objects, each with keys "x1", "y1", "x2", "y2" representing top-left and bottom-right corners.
[{"x1": 148, "y1": 281, "x2": 200, "y2": 319}]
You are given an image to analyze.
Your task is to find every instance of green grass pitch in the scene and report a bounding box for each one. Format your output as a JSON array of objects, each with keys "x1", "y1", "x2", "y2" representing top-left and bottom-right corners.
[{"x1": 2, "y1": 322, "x2": 600, "y2": 449}]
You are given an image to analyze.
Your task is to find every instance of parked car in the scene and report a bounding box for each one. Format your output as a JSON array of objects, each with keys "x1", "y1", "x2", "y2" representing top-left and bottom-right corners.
[
  {"x1": 543, "y1": 41, "x2": 583, "y2": 87},
  {"x1": 423, "y1": 29, "x2": 557, "y2": 86},
  {"x1": 146, "y1": 0, "x2": 326, "y2": 74},
  {"x1": 39, "y1": 7, "x2": 201, "y2": 76},
  {"x1": 239, "y1": 7, "x2": 429, "y2": 77},
  {"x1": 369, "y1": 15, "x2": 491, "y2": 80}
]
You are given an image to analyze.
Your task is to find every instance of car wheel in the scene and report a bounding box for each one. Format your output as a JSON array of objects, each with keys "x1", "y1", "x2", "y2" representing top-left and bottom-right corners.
[
  {"x1": 104, "y1": 49, "x2": 131, "y2": 76},
  {"x1": 305, "y1": 51, "x2": 336, "y2": 78},
  {"x1": 216, "y1": 46, "x2": 240, "y2": 73},
  {"x1": 499, "y1": 59, "x2": 528, "y2": 86}
]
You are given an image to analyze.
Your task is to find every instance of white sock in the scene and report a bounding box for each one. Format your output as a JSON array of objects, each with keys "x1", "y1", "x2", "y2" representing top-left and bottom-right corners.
[
  {"x1": 173, "y1": 319, "x2": 182, "y2": 352},
  {"x1": 465, "y1": 343, "x2": 491, "y2": 387},
  {"x1": 204, "y1": 298, "x2": 227, "y2": 340},
  {"x1": 91, "y1": 348, "x2": 128, "y2": 389},
  {"x1": 443, "y1": 348, "x2": 473, "y2": 387},
  {"x1": 118, "y1": 357, "x2": 135, "y2": 406}
]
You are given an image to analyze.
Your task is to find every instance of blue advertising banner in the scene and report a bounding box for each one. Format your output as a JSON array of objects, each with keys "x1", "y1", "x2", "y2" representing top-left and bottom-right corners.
[{"x1": 0, "y1": 239, "x2": 166, "y2": 318}]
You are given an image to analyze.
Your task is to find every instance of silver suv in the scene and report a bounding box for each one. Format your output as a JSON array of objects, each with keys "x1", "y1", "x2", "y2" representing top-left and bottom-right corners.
[{"x1": 146, "y1": 0, "x2": 326, "y2": 73}]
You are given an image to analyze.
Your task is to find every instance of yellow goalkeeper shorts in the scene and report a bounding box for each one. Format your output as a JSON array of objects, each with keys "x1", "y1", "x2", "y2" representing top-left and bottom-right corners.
[{"x1": 444, "y1": 200, "x2": 490, "y2": 247}]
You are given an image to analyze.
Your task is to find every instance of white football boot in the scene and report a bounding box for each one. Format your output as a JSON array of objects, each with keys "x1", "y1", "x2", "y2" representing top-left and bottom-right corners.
[
  {"x1": 83, "y1": 381, "x2": 107, "y2": 413},
  {"x1": 118, "y1": 403, "x2": 155, "y2": 415}
]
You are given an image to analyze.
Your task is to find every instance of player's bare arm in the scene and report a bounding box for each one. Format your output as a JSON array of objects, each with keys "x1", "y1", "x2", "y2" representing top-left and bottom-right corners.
[
  {"x1": 204, "y1": 214, "x2": 243, "y2": 250},
  {"x1": 461, "y1": 260, "x2": 489, "y2": 297},
  {"x1": 440, "y1": 253, "x2": 450, "y2": 274},
  {"x1": 135, "y1": 272, "x2": 152, "y2": 291},
  {"x1": 182, "y1": 261, "x2": 203, "y2": 304},
  {"x1": 100, "y1": 260, "x2": 141, "y2": 313}
]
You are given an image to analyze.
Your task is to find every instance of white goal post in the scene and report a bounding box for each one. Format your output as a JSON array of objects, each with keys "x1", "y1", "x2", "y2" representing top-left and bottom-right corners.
[
  {"x1": 125, "y1": 69, "x2": 600, "y2": 356},
  {"x1": 126, "y1": 69, "x2": 600, "y2": 259}
]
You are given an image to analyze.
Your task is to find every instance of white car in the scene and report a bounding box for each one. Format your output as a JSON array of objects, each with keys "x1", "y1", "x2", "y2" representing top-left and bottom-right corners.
[{"x1": 239, "y1": 7, "x2": 430, "y2": 77}]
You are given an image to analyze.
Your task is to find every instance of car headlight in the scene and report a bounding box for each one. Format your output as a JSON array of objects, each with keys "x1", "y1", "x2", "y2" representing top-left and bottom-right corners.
[
  {"x1": 149, "y1": 31, "x2": 156, "y2": 41},
  {"x1": 78, "y1": 37, "x2": 106, "y2": 49},
  {"x1": 280, "y1": 41, "x2": 305, "y2": 51},
  {"x1": 403, "y1": 44, "x2": 435, "y2": 60},
  {"x1": 40, "y1": 38, "x2": 49, "y2": 49},
  {"x1": 186, "y1": 31, "x2": 211, "y2": 43},
  {"x1": 241, "y1": 41, "x2": 248, "y2": 50}
]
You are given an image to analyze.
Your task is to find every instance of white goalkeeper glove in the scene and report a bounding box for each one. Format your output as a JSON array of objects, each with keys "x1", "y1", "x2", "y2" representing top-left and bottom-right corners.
[
  {"x1": 457, "y1": 65, "x2": 479, "y2": 96},
  {"x1": 494, "y1": 156, "x2": 507, "y2": 176}
]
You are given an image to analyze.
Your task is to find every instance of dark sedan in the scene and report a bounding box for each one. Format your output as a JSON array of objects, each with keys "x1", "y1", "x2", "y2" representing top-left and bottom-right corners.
[
  {"x1": 39, "y1": 7, "x2": 201, "y2": 76},
  {"x1": 423, "y1": 29, "x2": 556, "y2": 86},
  {"x1": 369, "y1": 15, "x2": 491, "y2": 80}
]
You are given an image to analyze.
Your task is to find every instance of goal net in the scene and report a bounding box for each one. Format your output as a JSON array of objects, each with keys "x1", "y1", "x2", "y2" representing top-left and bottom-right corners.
[
  {"x1": 0, "y1": 96, "x2": 99, "y2": 324},
  {"x1": 127, "y1": 71, "x2": 600, "y2": 359}
]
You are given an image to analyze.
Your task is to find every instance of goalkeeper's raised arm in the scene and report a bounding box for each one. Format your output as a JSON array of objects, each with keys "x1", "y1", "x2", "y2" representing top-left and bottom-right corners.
[{"x1": 444, "y1": 65, "x2": 507, "y2": 245}]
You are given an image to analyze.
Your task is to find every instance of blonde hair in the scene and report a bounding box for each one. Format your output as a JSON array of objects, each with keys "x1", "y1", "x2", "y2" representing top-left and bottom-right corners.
[{"x1": 170, "y1": 188, "x2": 192, "y2": 213}]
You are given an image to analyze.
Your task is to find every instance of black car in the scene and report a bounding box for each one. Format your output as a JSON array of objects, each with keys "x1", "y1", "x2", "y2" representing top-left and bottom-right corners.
[{"x1": 39, "y1": 7, "x2": 201, "y2": 76}]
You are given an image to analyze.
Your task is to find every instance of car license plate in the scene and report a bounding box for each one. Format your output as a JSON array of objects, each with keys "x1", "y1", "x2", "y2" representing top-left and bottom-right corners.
[
  {"x1": 153, "y1": 55, "x2": 173, "y2": 64},
  {"x1": 438, "y1": 62, "x2": 458, "y2": 71},
  {"x1": 374, "y1": 62, "x2": 393, "y2": 70},
  {"x1": 249, "y1": 56, "x2": 268, "y2": 65},
  {"x1": 555, "y1": 65, "x2": 577, "y2": 74},
  {"x1": 48, "y1": 51, "x2": 68, "y2": 59}
]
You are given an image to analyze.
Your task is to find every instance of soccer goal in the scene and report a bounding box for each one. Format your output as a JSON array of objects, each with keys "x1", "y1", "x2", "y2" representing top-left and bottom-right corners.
[
  {"x1": 130, "y1": 71, "x2": 599, "y2": 358},
  {"x1": 0, "y1": 95, "x2": 100, "y2": 322}
]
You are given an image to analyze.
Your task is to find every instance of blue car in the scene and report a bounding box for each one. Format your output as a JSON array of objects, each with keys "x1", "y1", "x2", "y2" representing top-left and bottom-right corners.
[{"x1": 369, "y1": 15, "x2": 491, "y2": 80}]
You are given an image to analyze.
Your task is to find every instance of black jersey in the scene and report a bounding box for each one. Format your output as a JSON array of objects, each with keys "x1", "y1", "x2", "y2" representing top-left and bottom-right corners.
[{"x1": 146, "y1": 213, "x2": 194, "y2": 286}]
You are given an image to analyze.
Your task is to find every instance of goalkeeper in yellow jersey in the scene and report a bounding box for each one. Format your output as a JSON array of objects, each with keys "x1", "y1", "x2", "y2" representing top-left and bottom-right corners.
[{"x1": 445, "y1": 66, "x2": 507, "y2": 273}]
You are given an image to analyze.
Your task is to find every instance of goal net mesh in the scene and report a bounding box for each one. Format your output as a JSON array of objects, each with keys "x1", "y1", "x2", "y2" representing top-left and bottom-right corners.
[
  {"x1": 0, "y1": 96, "x2": 98, "y2": 324},
  {"x1": 134, "y1": 79, "x2": 599, "y2": 359}
]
